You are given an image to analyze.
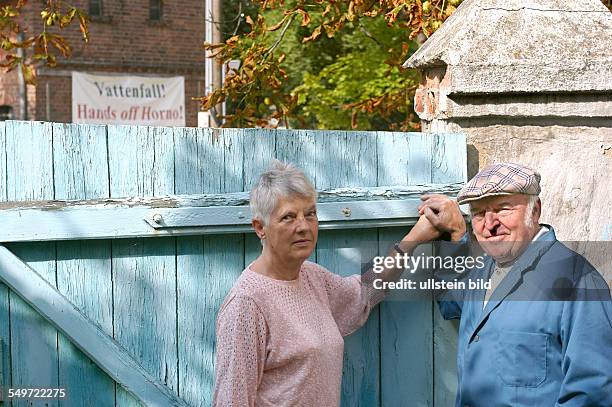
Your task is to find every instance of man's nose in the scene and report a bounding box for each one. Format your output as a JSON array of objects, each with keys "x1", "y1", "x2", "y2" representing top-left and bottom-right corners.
[{"x1": 484, "y1": 211, "x2": 499, "y2": 229}]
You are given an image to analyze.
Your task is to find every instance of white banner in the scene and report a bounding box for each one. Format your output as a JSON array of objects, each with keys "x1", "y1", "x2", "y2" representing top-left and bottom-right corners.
[{"x1": 72, "y1": 72, "x2": 185, "y2": 126}]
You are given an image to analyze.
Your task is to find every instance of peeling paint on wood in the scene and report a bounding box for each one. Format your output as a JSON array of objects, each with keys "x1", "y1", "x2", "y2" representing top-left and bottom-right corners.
[
  {"x1": 5, "y1": 121, "x2": 59, "y2": 407},
  {"x1": 1, "y1": 121, "x2": 467, "y2": 406},
  {"x1": 107, "y1": 124, "x2": 179, "y2": 407},
  {"x1": 0, "y1": 246, "x2": 189, "y2": 407},
  {"x1": 0, "y1": 183, "x2": 463, "y2": 211},
  {"x1": 53, "y1": 122, "x2": 115, "y2": 406}
]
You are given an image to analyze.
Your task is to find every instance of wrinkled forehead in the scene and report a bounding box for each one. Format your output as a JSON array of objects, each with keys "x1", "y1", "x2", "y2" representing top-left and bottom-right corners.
[{"x1": 469, "y1": 194, "x2": 529, "y2": 211}]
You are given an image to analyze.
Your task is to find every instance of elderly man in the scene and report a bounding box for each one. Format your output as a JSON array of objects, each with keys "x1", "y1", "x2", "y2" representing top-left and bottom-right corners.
[{"x1": 417, "y1": 162, "x2": 612, "y2": 407}]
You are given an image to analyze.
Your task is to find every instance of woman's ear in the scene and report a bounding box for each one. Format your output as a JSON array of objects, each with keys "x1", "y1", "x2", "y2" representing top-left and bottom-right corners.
[{"x1": 252, "y1": 218, "x2": 265, "y2": 240}]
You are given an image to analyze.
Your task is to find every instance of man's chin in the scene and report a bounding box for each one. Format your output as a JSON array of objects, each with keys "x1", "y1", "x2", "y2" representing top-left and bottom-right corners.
[
  {"x1": 481, "y1": 240, "x2": 532, "y2": 264},
  {"x1": 479, "y1": 240, "x2": 514, "y2": 260}
]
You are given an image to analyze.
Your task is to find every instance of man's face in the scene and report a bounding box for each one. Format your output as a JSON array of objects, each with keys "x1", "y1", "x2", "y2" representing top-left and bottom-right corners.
[
  {"x1": 260, "y1": 195, "x2": 318, "y2": 264},
  {"x1": 470, "y1": 194, "x2": 541, "y2": 264}
]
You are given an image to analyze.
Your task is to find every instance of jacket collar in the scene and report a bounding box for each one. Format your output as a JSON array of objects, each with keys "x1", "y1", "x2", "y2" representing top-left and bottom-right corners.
[{"x1": 470, "y1": 225, "x2": 556, "y2": 339}]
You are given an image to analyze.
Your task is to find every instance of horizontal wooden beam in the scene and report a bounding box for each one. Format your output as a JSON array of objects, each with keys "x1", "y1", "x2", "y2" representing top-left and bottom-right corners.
[
  {"x1": 0, "y1": 245, "x2": 189, "y2": 407},
  {"x1": 0, "y1": 184, "x2": 462, "y2": 242}
]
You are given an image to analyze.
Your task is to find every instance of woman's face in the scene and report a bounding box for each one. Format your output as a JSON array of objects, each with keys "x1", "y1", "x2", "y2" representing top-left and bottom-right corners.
[{"x1": 261, "y1": 195, "x2": 318, "y2": 264}]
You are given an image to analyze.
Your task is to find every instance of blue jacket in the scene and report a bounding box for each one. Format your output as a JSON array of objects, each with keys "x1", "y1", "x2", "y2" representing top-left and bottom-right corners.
[{"x1": 438, "y1": 227, "x2": 612, "y2": 407}]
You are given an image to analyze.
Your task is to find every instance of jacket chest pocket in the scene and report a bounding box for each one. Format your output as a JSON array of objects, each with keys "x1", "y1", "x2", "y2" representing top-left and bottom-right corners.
[{"x1": 496, "y1": 331, "x2": 548, "y2": 387}]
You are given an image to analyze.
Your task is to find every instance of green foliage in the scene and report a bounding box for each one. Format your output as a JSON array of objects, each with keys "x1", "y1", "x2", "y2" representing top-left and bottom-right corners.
[
  {"x1": 288, "y1": 17, "x2": 419, "y2": 130},
  {"x1": 0, "y1": 1, "x2": 89, "y2": 85},
  {"x1": 207, "y1": 0, "x2": 612, "y2": 130},
  {"x1": 205, "y1": 0, "x2": 455, "y2": 130}
]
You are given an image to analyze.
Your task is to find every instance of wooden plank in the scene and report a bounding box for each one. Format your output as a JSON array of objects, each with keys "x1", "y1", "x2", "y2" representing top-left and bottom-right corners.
[
  {"x1": 221, "y1": 129, "x2": 245, "y2": 193},
  {"x1": 108, "y1": 124, "x2": 179, "y2": 407},
  {"x1": 378, "y1": 131, "x2": 434, "y2": 407},
  {"x1": 53, "y1": 123, "x2": 110, "y2": 200},
  {"x1": 0, "y1": 187, "x2": 462, "y2": 244},
  {"x1": 151, "y1": 126, "x2": 176, "y2": 195},
  {"x1": 147, "y1": 199, "x2": 430, "y2": 228},
  {"x1": 174, "y1": 127, "x2": 244, "y2": 194},
  {"x1": 242, "y1": 126, "x2": 277, "y2": 265},
  {"x1": 317, "y1": 230, "x2": 380, "y2": 407},
  {"x1": 275, "y1": 129, "x2": 317, "y2": 183},
  {"x1": 53, "y1": 122, "x2": 115, "y2": 406},
  {"x1": 315, "y1": 130, "x2": 380, "y2": 407},
  {"x1": 431, "y1": 133, "x2": 467, "y2": 186},
  {"x1": 378, "y1": 229, "x2": 434, "y2": 407},
  {"x1": 4, "y1": 120, "x2": 59, "y2": 407},
  {"x1": 377, "y1": 132, "x2": 432, "y2": 185},
  {"x1": 175, "y1": 127, "x2": 211, "y2": 193},
  {"x1": 315, "y1": 131, "x2": 377, "y2": 189},
  {"x1": 176, "y1": 127, "x2": 245, "y2": 406},
  {"x1": 0, "y1": 121, "x2": 9, "y2": 405},
  {"x1": 242, "y1": 128, "x2": 276, "y2": 191},
  {"x1": 0, "y1": 197, "x2": 437, "y2": 242},
  {"x1": 108, "y1": 125, "x2": 176, "y2": 198},
  {"x1": 5, "y1": 121, "x2": 54, "y2": 201},
  {"x1": 241, "y1": 119, "x2": 282, "y2": 275},
  {"x1": 0, "y1": 245, "x2": 189, "y2": 407},
  {"x1": 432, "y1": 133, "x2": 466, "y2": 407},
  {"x1": 177, "y1": 236, "x2": 244, "y2": 407},
  {"x1": 0, "y1": 183, "x2": 460, "y2": 210}
]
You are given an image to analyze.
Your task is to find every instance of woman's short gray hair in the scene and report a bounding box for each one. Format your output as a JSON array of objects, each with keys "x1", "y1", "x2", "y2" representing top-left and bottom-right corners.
[{"x1": 250, "y1": 160, "x2": 317, "y2": 225}]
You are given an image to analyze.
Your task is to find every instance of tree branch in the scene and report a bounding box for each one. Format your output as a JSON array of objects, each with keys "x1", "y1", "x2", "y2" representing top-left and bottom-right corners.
[
  {"x1": 264, "y1": 13, "x2": 296, "y2": 59},
  {"x1": 231, "y1": 2, "x2": 243, "y2": 36},
  {"x1": 357, "y1": 21, "x2": 383, "y2": 48}
]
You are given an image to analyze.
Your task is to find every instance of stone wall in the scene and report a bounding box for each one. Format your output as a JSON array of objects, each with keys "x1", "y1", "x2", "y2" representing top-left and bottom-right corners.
[{"x1": 405, "y1": 0, "x2": 612, "y2": 245}]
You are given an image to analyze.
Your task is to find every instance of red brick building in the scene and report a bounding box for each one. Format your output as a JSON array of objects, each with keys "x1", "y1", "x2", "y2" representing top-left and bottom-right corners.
[{"x1": 0, "y1": 0, "x2": 205, "y2": 126}]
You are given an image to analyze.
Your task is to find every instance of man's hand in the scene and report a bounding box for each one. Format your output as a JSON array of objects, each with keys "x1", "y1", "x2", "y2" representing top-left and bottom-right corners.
[
  {"x1": 402, "y1": 213, "x2": 441, "y2": 243},
  {"x1": 376, "y1": 215, "x2": 440, "y2": 286},
  {"x1": 418, "y1": 194, "x2": 466, "y2": 241}
]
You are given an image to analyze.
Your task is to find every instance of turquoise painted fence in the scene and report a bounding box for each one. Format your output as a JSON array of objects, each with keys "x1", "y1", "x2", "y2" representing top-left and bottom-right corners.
[{"x1": 0, "y1": 121, "x2": 465, "y2": 407}]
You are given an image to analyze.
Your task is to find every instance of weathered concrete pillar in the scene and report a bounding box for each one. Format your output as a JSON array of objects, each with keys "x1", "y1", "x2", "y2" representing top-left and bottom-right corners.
[{"x1": 404, "y1": 0, "x2": 612, "y2": 243}]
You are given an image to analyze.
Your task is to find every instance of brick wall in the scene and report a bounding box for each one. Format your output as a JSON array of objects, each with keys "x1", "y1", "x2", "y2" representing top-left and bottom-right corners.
[
  {"x1": 3, "y1": 0, "x2": 206, "y2": 126},
  {"x1": 0, "y1": 70, "x2": 19, "y2": 117},
  {"x1": 0, "y1": 67, "x2": 38, "y2": 121}
]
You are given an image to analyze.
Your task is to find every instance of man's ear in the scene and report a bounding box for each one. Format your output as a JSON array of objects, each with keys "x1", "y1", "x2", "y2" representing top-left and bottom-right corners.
[
  {"x1": 534, "y1": 198, "x2": 542, "y2": 221},
  {"x1": 252, "y1": 218, "x2": 265, "y2": 239}
]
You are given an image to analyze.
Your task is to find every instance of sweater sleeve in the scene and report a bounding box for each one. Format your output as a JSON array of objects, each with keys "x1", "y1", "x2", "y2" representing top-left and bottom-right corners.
[
  {"x1": 310, "y1": 263, "x2": 384, "y2": 337},
  {"x1": 213, "y1": 294, "x2": 268, "y2": 407}
]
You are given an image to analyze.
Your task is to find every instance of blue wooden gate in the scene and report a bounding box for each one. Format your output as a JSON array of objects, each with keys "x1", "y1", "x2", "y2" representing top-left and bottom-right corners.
[{"x1": 0, "y1": 121, "x2": 465, "y2": 406}]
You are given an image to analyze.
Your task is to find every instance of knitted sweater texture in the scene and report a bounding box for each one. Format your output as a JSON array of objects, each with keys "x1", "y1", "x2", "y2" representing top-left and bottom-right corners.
[{"x1": 213, "y1": 261, "x2": 382, "y2": 406}]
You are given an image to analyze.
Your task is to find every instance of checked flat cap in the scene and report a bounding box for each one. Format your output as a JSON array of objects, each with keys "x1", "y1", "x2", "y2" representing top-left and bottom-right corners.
[{"x1": 457, "y1": 163, "x2": 541, "y2": 204}]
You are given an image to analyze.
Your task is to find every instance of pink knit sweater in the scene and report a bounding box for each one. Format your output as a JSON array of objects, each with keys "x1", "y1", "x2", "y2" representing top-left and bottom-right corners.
[{"x1": 212, "y1": 261, "x2": 383, "y2": 406}]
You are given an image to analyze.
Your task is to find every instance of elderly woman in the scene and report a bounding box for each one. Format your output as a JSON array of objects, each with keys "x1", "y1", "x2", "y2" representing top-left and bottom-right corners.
[{"x1": 213, "y1": 160, "x2": 436, "y2": 406}]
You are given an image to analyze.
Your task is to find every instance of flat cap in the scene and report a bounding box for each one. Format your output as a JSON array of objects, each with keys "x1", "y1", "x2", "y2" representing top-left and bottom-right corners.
[{"x1": 457, "y1": 162, "x2": 541, "y2": 204}]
